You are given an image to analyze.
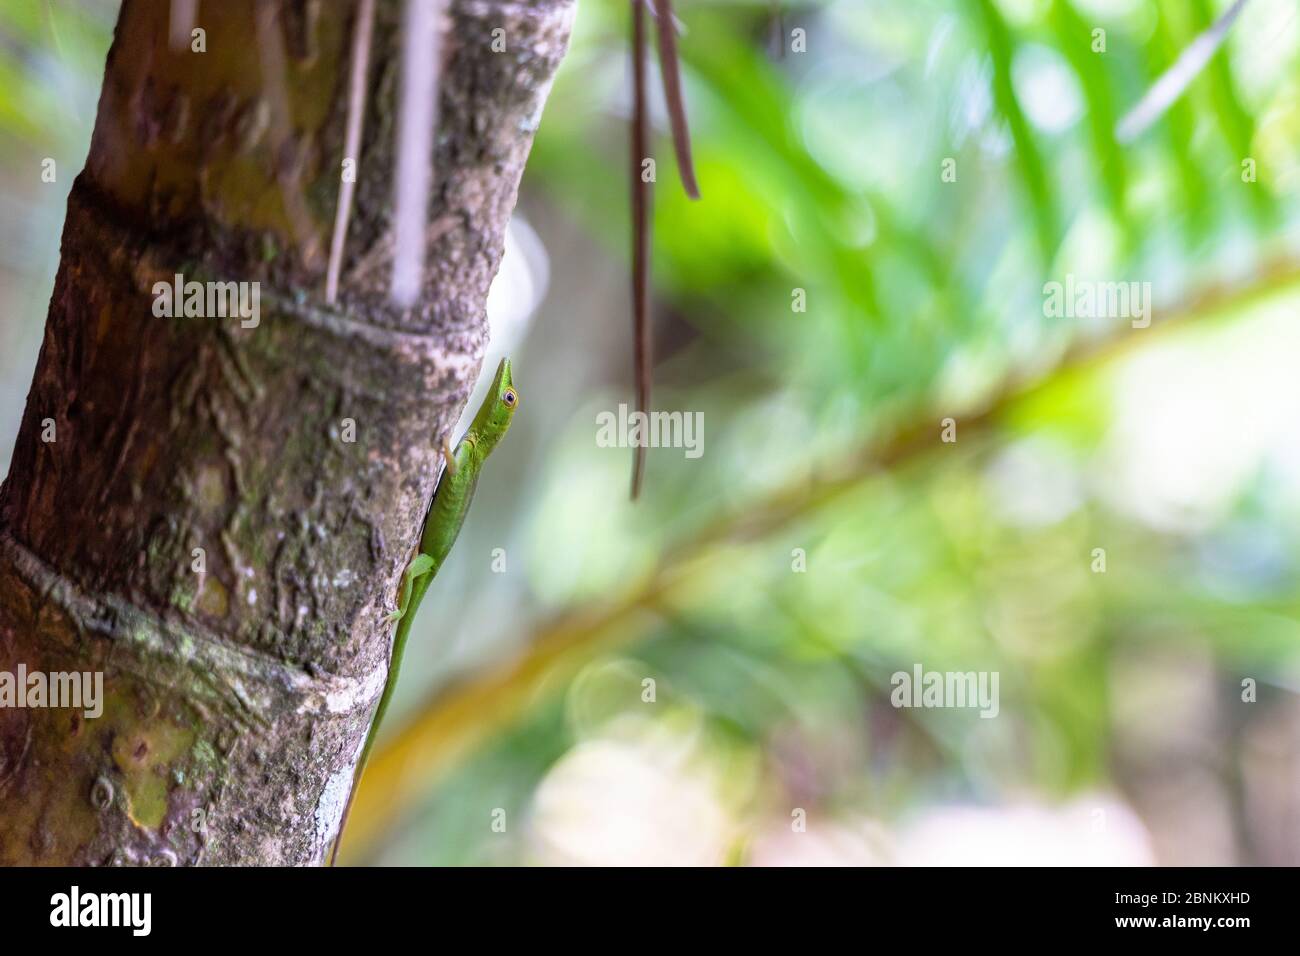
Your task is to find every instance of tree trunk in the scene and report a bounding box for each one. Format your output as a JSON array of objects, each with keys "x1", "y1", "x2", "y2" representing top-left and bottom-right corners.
[{"x1": 0, "y1": 0, "x2": 573, "y2": 866}]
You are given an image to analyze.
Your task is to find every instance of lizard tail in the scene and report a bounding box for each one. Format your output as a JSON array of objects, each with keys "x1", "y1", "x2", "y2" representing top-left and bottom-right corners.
[
  {"x1": 328, "y1": 593, "x2": 414, "y2": 866},
  {"x1": 329, "y1": 789, "x2": 358, "y2": 867}
]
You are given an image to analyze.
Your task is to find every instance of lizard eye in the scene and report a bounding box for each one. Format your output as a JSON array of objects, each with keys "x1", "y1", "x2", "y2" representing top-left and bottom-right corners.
[{"x1": 503, "y1": 389, "x2": 517, "y2": 407}]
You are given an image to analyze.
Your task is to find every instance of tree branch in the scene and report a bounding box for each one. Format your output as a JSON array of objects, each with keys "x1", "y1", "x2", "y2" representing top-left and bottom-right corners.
[{"x1": 0, "y1": 0, "x2": 574, "y2": 866}]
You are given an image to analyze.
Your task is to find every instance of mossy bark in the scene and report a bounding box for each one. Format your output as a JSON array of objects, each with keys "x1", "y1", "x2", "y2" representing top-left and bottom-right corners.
[{"x1": 0, "y1": 0, "x2": 573, "y2": 866}]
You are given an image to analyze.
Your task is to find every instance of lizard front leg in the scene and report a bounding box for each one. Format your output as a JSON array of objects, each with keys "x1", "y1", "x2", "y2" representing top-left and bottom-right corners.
[{"x1": 386, "y1": 553, "x2": 435, "y2": 623}]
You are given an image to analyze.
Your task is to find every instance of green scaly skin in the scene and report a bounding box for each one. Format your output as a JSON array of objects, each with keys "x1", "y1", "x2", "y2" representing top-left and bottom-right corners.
[{"x1": 329, "y1": 357, "x2": 519, "y2": 865}]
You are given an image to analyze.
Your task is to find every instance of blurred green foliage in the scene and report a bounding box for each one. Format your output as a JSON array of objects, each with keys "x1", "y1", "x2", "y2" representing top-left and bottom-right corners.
[
  {"x1": 2, "y1": 0, "x2": 1298, "y2": 866},
  {"x1": 436, "y1": 0, "x2": 1300, "y2": 865}
]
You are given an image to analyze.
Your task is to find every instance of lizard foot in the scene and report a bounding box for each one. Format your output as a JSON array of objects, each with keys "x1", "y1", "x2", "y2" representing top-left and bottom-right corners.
[{"x1": 440, "y1": 434, "x2": 458, "y2": 476}]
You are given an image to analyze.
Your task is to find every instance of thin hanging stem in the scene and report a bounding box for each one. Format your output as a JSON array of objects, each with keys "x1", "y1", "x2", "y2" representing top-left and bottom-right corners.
[
  {"x1": 325, "y1": 0, "x2": 377, "y2": 305},
  {"x1": 1115, "y1": 0, "x2": 1250, "y2": 143},
  {"x1": 169, "y1": 0, "x2": 198, "y2": 52},
  {"x1": 630, "y1": 0, "x2": 652, "y2": 499},
  {"x1": 391, "y1": 0, "x2": 444, "y2": 307},
  {"x1": 649, "y1": 0, "x2": 699, "y2": 199}
]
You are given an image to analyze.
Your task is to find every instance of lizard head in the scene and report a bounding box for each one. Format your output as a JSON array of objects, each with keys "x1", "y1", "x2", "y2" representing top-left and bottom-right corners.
[{"x1": 469, "y1": 357, "x2": 519, "y2": 455}]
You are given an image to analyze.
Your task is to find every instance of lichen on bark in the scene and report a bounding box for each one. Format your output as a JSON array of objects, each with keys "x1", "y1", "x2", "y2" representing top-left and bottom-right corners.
[{"x1": 0, "y1": 0, "x2": 573, "y2": 865}]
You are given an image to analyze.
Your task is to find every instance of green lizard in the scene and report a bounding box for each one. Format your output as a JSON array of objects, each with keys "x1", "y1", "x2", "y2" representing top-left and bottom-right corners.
[{"x1": 329, "y1": 357, "x2": 519, "y2": 866}]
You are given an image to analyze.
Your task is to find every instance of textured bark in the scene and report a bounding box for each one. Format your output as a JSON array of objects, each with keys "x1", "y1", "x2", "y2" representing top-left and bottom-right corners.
[{"x1": 0, "y1": 0, "x2": 573, "y2": 865}]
